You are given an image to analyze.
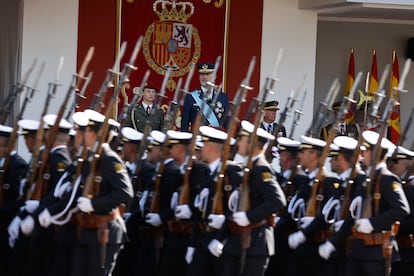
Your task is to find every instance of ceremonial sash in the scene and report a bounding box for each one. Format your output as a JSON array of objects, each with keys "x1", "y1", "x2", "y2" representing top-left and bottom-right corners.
[{"x1": 191, "y1": 90, "x2": 219, "y2": 127}]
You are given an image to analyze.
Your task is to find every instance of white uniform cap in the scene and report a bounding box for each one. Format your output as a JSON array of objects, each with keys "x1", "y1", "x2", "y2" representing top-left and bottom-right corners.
[
  {"x1": 300, "y1": 135, "x2": 326, "y2": 151},
  {"x1": 43, "y1": 114, "x2": 73, "y2": 132},
  {"x1": 18, "y1": 119, "x2": 39, "y2": 135},
  {"x1": 277, "y1": 137, "x2": 301, "y2": 152},
  {"x1": 121, "y1": 127, "x2": 144, "y2": 144},
  {"x1": 199, "y1": 126, "x2": 228, "y2": 144},
  {"x1": 167, "y1": 130, "x2": 192, "y2": 144},
  {"x1": 333, "y1": 136, "x2": 358, "y2": 151},
  {"x1": 362, "y1": 130, "x2": 396, "y2": 151},
  {"x1": 0, "y1": 124, "x2": 13, "y2": 137}
]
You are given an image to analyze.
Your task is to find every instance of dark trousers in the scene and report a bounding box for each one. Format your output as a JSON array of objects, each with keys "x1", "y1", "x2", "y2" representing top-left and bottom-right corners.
[
  {"x1": 70, "y1": 243, "x2": 122, "y2": 276},
  {"x1": 9, "y1": 233, "x2": 30, "y2": 276},
  {"x1": 221, "y1": 254, "x2": 268, "y2": 276},
  {"x1": 158, "y1": 247, "x2": 188, "y2": 276},
  {"x1": 25, "y1": 231, "x2": 57, "y2": 276},
  {"x1": 50, "y1": 242, "x2": 75, "y2": 276},
  {"x1": 113, "y1": 241, "x2": 157, "y2": 276},
  {"x1": 345, "y1": 257, "x2": 385, "y2": 276},
  {"x1": 186, "y1": 248, "x2": 223, "y2": 276}
]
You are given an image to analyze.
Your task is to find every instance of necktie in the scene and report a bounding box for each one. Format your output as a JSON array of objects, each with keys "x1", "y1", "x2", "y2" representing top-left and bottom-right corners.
[
  {"x1": 267, "y1": 124, "x2": 272, "y2": 133},
  {"x1": 146, "y1": 105, "x2": 151, "y2": 116}
]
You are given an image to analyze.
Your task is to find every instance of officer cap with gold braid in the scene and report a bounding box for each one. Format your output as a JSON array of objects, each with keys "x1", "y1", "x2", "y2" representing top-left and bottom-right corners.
[
  {"x1": 198, "y1": 62, "x2": 215, "y2": 74},
  {"x1": 263, "y1": 100, "x2": 280, "y2": 111},
  {"x1": 121, "y1": 127, "x2": 144, "y2": 145},
  {"x1": 17, "y1": 119, "x2": 39, "y2": 135},
  {"x1": 72, "y1": 111, "x2": 89, "y2": 131},
  {"x1": 329, "y1": 143, "x2": 340, "y2": 157},
  {"x1": 300, "y1": 135, "x2": 326, "y2": 151},
  {"x1": 167, "y1": 130, "x2": 192, "y2": 145}
]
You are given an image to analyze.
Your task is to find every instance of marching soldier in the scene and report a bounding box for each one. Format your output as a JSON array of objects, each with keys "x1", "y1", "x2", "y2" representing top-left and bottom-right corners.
[
  {"x1": 388, "y1": 146, "x2": 414, "y2": 276},
  {"x1": 317, "y1": 136, "x2": 366, "y2": 271},
  {"x1": 157, "y1": 130, "x2": 210, "y2": 276},
  {"x1": 180, "y1": 62, "x2": 229, "y2": 132},
  {"x1": 287, "y1": 135, "x2": 341, "y2": 276},
  {"x1": 265, "y1": 137, "x2": 303, "y2": 276},
  {"x1": 186, "y1": 126, "x2": 242, "y2": 276},
  {"x1": 71, "y1": 110, "x2": 133, "y2": 276},
  {"x1": 21, "y1": 114, "x2": 72, "y2": 276},
  {"x1": 345, "y1": 131, "x2": 410, "y2": 276},
  {"x1": 0, "y1": 124, "x2": 29, "y2": 275},
  {"x1": 219, "y1": 120, "x2": 286, "y2": 276}
]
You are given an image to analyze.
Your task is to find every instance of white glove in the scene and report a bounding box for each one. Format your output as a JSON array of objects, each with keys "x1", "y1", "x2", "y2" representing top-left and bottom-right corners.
[
  {"x1": 288, "y1": 230, "x2": 306, "y2": 249},
  {"x1": 355, "y1": 218, "x2": 373, "y2": 234},
  {"x1": 170, "y1": 192, "x2": 178, "y2": 210},
  {"x1": 185, "y1": 246, "x2": 195, "y2": 264},
  {"x1": 20, "y1": 215, "x2": 35, "y2": 236},
  {"x1": 139, "y1": 190, "x2": 148, "y2": 214},
  {"x1": 194, "y1": 188, "x2": 209, "y2": 211},
  {"x1": 274, "y1": 216, "x2": 281, "y2": 225},
  {"x1": 318, "y1": 241, "x2": 336, "y2": 260},
  {"x1": 227, "y1": 190, "x2": 240, "y2": 212},
  {"x1": 208, "y1": 239, "x2": 224, "y2": 257},
  {"x1": 299, "y1": 216, "x2": 314, "y2": 229},
  {"x1": 145, "y1": 213, "x2": 162, "y2": 227},
  {"x1": 233, "y1": 211, "x2": 250, "y2": 227},
  {"x1": 8, "y1": 216, "x2": 21, "y2": 240},
  {"x1": 25, "y1": 200, "x2": 39, "y2": 214},
  {"x1": 175, "y1": 204, "x2": 192, "y2": 219},
  {"x1": 54, "y1": 181, "x2": 72, "y2": 198},
  {"x1": 349, "y1": 196, "x2": 362, "y2": 219},
  {"x1": 38, "y1": 209, "x2": 52, "y2": 228},
  {"x1": 77, "y1": 197, "x2": 94, "y2": 213},
  {"x1": 208, "y1": 214, "x2": 225, "y2": 229},
  {"x1": 333, "y1": 220, "x2": 344, "y2": 232}
]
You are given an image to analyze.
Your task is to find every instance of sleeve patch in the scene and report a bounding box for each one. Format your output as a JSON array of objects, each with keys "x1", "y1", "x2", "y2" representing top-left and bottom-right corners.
[
  {"x1": 114, "y1": 163, "x2": 125, "y2": 173},
  {"x1": 262, "y1": 172, "x2": 272, "y2": 182},
  {"x1": 57, "y1": 162, "x2": 66, "y2": 172},
  {"x1": 392, "y1": 181, "x2": 402, "y2": 191}
]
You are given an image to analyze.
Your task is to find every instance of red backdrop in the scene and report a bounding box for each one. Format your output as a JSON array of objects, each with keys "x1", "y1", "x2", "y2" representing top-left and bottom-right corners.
[{"x1": 77, "y1": 0, "x2": 263, "y2": 121}]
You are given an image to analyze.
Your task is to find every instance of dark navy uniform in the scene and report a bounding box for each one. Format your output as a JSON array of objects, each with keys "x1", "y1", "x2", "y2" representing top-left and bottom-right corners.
[
  {"x1": 71, "y1": 143, "x2": 133, "y2": 276},
  {"x1": 221, "y1": 155, "x2": 286, "y2": 276},
  {"x1": 180, "y1": 90, "x2": 228, "y2": 132}
]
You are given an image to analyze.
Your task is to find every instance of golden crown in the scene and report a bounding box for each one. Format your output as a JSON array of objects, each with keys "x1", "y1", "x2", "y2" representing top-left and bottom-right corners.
[{"x1": 153, "y1": 0, "x2": 194, "y2": 23}]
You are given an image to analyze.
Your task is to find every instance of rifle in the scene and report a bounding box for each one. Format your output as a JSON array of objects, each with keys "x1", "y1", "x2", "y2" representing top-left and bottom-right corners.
[
  {"x1": 304, "y1": 75, "x2": 359, "y2": 218},
  {"x1": 22, "y1": 57, "x2": 65, "y2": 200},
  {"x1": 210, "y1": 57, "x2": 255, "y2": 217},
  {"x1": 362, "y1": 61, "x2": 409, "y2": 218},
  {"x1": 82, "y1": 36, "x2": 142, "y2": 198},
  {"x1": 1, "y1": 59, "x2": 37, "y2": 124},
  {"x1": 88, "y1": 43, "x2": 127, "y2": 112},
  {"x1": 117, "y1": 69, "x2": 150, "y2": 126},
  {"x1": 305, "y1": 78, "x2": 340, "y2": 138},
  {"x1": 28, "y1": 51, "x2": 94, "y2": 200},
  {"x1": 264, "y1": 75, "x2": 306, "y2": 161},
  {"x1": 236, "y1": 52, "x2": 281, "y2": 273},
  {"x1": 289, "y1": 89, "x2": 307, "y2": 139},
  {"x1": 0, "y1": 62, "x2": 45, "y2": 204}
]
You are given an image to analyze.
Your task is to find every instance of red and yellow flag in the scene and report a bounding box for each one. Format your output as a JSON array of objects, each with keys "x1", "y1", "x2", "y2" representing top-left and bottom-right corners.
[
  {"x1": 388, "y1": 50, "x2": 400, "y2": 144},
  {"x1": 345, "y1": 48, "x2": 355, "y2": 123},
  {"x1": 368, "y1": 49, "x2": 378, "y2": 95}
]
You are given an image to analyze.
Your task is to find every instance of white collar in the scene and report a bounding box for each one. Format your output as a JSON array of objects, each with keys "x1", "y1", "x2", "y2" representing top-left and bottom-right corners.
[{"x1": 209, "y1": 158, "x2": 221, "y2": 174}]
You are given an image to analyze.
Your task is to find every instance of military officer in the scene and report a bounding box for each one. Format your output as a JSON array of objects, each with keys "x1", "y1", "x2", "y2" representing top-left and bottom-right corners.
[
  {"x1": 260, "y1": 101, "x2": 286, "y2": 138},
  {"x1": 125, "y1": 84, "x2": 165, "y2": 132},
  {"x1": 180, "y1": 62, "x2": 229, "y2": 132}
]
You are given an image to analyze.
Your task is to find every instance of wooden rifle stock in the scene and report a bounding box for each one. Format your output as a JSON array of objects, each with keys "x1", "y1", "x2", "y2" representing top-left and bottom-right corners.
[
  {"x1": 83, "y1": 37, "x2": 142, "y2": 198},
  {"x1": 211, "y1": 57, "x2": 255, "y2": 215}
]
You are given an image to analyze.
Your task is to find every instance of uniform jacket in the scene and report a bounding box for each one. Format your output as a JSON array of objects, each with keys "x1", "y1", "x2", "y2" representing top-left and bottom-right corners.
[
  {"x1": 222, "y1": 155, "x2": 287, "y2": 257},
  {"x1": 77, "y1": 144, "x2": 134, "y2": 244},
  {"x1": 180, "y1": 89, "x2": 228, "y2": 132},
  {"x1": 125, "y1": 103, "x2": 164, "y2": 132},
  {"x1": 260, "y1": 122, "x2": 287, "y2": 138}
]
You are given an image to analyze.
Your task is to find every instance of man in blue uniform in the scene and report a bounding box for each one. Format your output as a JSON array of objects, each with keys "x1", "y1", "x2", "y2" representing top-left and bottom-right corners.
[{"x1": 180, "y1": 62, "x2": 228, "y2": 132}]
